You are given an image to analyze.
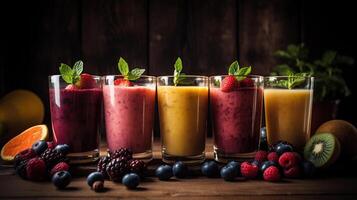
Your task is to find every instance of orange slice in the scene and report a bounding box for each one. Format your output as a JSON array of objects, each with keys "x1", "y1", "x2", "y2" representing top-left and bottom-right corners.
[{"x1": 1, "y1": 124, "x2": 48, "y2": 161}]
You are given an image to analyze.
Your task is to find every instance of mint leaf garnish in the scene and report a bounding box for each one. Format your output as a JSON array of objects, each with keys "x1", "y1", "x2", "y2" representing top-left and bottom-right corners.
[
  {"x1": 272, "y1": 72, "x2": 309, "y2": 89},
  {"x1": 117, "y1": 57, "x2": 145, "y2": 81},
  {"x1": 227, "y1": 60, "x2": 252, "y2": 81},
  {"x1": 173, "y1": 57, "x2": 184, "y2": 86},
  {"x1": 59, "y1": 60, "x2": 83, "y2": 84}
]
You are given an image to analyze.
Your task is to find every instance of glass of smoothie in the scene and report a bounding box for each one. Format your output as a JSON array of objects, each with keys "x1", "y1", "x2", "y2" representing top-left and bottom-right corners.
[
  {"x1": 102, "y1": 75, "x2": 156, "y2": 161},
  {"x1": 264, "y1": 75, "x2": 314, "y2": 151},
  {"x1": 157, "y1": 57, "x2": 209, "y2": 164},
  {"x1": 210, "y1": 74, "x2": 264, "y2": 162},
  {"x1": 49, "y1": 61, "x2": 103, "y2": 164}
]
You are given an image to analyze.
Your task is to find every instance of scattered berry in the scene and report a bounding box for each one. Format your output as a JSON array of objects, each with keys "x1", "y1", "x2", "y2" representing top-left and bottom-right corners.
[
  {"x1": 52, "y1": 171, "x2": 71, "y2": 189},
  {"x1": 240, "y1": 162, "x2": 258, "y2": 179},
  {"x1": 263, "y1": 166, "x2": 281, "y2": 182},
  {"x1": 284, "y1": 166, "x2": 301, "y2": 178},
  {"x1": 87, "y1": 172, "x2": 105, "y2": 187},
  {"x1": 155, "y1": 165, "x2": 173, "y2": 180},
  {"x1": 54, "y1": 144, "x2": 70, "y2": 155},
  {"x1": 201, "y1": 161, "x2": 219, "y2": 178},
  {"x1": 221, "y1": 75, "x2": 238, "y2": 92},
  {"x1": 92, "y1": 181, "x2": 104, "y2": 192},
  {"x1": 97, "y1": 156, "x2": 111, "y2": 178},
  {"x1": 40, "y1": 148, "x2": 65, "y2": 168},
  {"x1": 26, "y1": 157, "x2": 46, "y2": 181},
  {"x1": 15, "y1": 160, "x2": 28, "y2": 179},
  {"x1": 260, "y1": 160, "x2": 279, "y2": 173},
  {"x1": 255, "y1": 150, "x2": 268, "y2": 162},
  {"x1": 50, "y1": 162, "x2": 70, "y2": 176},
  {"x1": 32, "y1": 140, "x2": 48, "y2": 155},
  {"x1": 122, "y1": 173, "x2": 140, "y2": 189},
  {"x1": 220, "y1": 165, "x2": 237, "y2": 181},
  {"x1": 302, "y1": 161, "x2": 316, "y2": 178},
  {"x1": 227, "y1": 161, "x2": 240, "y2": 176},
  {"x1": 114, "y1": 79, "x2": 133, "y2": 86},
  {"x1": 251, "y1": 160, "x2": 261, "y2": 168},
  {"x1": 267, "y1": 152, "x2": 279, "y2": 163},
  {"x1": 128, "y1": 159, "x2": 146, "y2": 176},
  {"x1": 14, "y1": 149, "x2": 36, "y2": 166},
  {"x1": 106, "y1": 158, "x2": 129, "y2": 182},
  {"x1": 274, "y1": 143, "x2": 293, "y2": 156},
  {"x1": 172, "y1": 161, "x2": 188, "y2": 178},
  {"x1": 110, "y1": 148, "x2": 132, "y2": 161},
  {"x1": 279, "y1": 152, "x2": 300, "y2": 169}
]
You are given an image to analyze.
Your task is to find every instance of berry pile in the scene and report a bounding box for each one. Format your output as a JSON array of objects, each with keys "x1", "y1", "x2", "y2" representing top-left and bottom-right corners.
[
  {"x1": 13, "y1": 140, "x2": 71, "y2": 188},
  {"x1": 93, "y1": 148, "x2": 146, "y2": 190}
]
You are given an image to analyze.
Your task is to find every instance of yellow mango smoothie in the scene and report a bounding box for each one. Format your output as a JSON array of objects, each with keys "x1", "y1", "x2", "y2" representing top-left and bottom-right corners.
[
  {"x1": 158, "y1": 86, "x2": 208, "y2": 161},
  {"x1": 264, "y1": 89, "x2": 313, "y2": 151}
]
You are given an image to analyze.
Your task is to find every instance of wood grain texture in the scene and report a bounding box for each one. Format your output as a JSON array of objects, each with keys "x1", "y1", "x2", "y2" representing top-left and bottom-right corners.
[
  {"x1": 238, "y1": 0, "x2": 301, "y2": 75},
  {"x1": 81, "y1": 0, "x2": 148, "y2": 75}
]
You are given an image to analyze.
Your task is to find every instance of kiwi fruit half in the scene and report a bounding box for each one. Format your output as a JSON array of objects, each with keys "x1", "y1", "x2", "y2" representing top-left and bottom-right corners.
[{"x1": 304, "y1": 133, "x2": 341, "y2": 168}]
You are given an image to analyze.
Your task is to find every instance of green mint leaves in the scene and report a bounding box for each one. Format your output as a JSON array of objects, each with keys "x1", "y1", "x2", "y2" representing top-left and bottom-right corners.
[
  {"x1": 273, "y1": 72, "x2": 309, "y2": 89},
  {"x1": 173, "y1": 57, "x2": 186, "y2": 86},
  {"x1": 118, "y1": 57, "x2": 146, "y2": 81},
  {"x1": 228, "y1": 60, "x2": 251, "y2": 81},
  {"x1": 59, "y1": 60, "x2": 83, "y2": 84}
]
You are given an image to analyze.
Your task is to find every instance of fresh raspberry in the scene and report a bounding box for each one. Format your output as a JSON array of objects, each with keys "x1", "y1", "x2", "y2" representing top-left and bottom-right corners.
[
  {"x1": 114, "y1": 78, "x2": 133, "y2": 86},
  {"x1": 221, "y1": 75, "x2": 238, "y2": 92},
  {"x1": 14, "y1": 148, "x2": 37, "y2": 166},
  {"x1": 240, "y1": 161, "x2": 259, "y2": 179},
  {"x1": 50, "y1": 162, "x2": 70, "y2": 176},
  {"x1": 78, "y1": 73, "x2": 96, "y2": 89},
  {"x1": 278, "y1": 152, "x2": 299, "y2": 169},
  {"x1": 267, "y1": 152, "x2": 279, "y2": 163},
  {"x1": 239, "y1": 77, "x2": 254, "y2": 87},
  {"x1": 263, "y1": 166, "x2": 281, "y2": 182},
  {"x1": 65, "y1": 84, "x2": 79, "y2": 90},
  {"x1": 254, "y1": 150, "x2": 268, "y2": 162},
  {"x1": 26, "y1": 158, "x2": 47, "y2": 181},
  {"x1": 47, "y1": 141, "x2": 55, "y2": 149},
  {"x1": 283, "y1": 166, "x2": 301, "y2": 178}
]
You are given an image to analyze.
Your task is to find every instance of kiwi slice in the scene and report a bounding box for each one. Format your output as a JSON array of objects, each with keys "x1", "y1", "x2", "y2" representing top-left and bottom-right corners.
[{"x1": 304, "y1": 133, "x2": 341, "y2": 168}]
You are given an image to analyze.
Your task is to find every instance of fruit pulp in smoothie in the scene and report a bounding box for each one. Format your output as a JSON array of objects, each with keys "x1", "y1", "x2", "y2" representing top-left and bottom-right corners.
[
  {"x1": 158, "y1": 86, "x2": 208, "y2": 157},
  {"x1": 264, "y1": 89, "x2": 313, "y2": 151},
  {"x1": 103, "y1": 86, "x2": 155, "y2": 154},
  {"x1": 49, "y1": 88, "x2": 102, "y2": 153},
  {"x1": 210, "y1": 87, "x2": 263, "y2": 154}
]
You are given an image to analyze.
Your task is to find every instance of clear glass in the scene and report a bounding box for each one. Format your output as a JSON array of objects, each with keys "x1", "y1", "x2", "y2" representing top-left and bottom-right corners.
[
  {"x1": 210, "y1": 75, "x2": 264, "y2": 162},
  {"x1": 264, "y1": 76, "x2": 314, "y2": 151},
  {"x1": 157, "y1": 76, "x2": 209, "y2": 164},
  {"x1": 102, "y1": 75, "x2": 156, "y2": 162},
  {"x1": 48, "y1": 75, "x2": 102, "y2": 164}
]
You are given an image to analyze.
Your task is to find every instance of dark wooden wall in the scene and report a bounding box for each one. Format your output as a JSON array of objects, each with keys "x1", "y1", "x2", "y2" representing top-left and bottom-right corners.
[{"x1": 1, "y1": 0, "x2": 356, "y2": 133}]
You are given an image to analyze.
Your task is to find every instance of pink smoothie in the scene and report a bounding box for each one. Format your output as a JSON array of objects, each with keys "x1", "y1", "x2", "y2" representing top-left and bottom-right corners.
[
  {"x1": 210, "y1": 87, "x2": 263, "y2": 154},
  {"x1": 103, "y1": 85, "x2": 155, "y2": 153}
]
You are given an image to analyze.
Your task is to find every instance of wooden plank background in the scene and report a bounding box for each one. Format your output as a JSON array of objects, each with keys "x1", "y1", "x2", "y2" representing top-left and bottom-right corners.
[{"x1": 0, "y1": 0, "x2": 356, "y2": 137}]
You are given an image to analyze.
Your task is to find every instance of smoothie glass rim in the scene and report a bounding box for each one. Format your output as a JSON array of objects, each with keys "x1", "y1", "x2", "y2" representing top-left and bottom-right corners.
[
  {"x1": 157, "y1": 75, "x2": 208, "y2": 79},
  {"x1": 209, "y1": 75, "x2": 264, "y2": 79},
  {"x1": 48, "y1": 74, "x2": 101, "y2": 80},
  {"x1": 264, "y1": 75, "x2": 315, "y2": 80},
  {"x1": 102, "y1": 75, "x2": 157, "y2": 79}
]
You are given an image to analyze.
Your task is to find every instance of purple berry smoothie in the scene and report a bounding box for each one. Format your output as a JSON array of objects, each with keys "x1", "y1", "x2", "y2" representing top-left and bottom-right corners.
[
  {"x1": 103, "y1": 86, "x2": 155, "y2": 154},
  {"x1": 210, "y1": 87, "x2": 263, "y2": 154},
  {"x1": 49, "y1": 88, "x2": 102, "y2": 153}
]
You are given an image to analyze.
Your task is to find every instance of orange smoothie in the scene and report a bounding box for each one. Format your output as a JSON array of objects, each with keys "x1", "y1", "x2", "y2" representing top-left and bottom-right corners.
[
  {"x1": 264, "y1": 89, "x2": 313, "y2": 151},
  {"x1": 158, "y1": 86, "x2": 208, "y2": 157}
]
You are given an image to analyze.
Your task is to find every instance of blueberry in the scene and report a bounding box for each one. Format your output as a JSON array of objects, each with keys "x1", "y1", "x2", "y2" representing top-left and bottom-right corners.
[
  {"x1": 155, "y1": 165, "x2": 173, "y2": 180},
  {"x1": 220, "y1": 165, "x2": 237, "y2": 181},
  {"x1": 172, "y1": 161, "x2": 188, "y2": 178},
  {"x1": 52, "y1": 171, "x2": 71, "y2": 189},
  {"x1": 251, "y1": 160, "x2": 261, "y2": 168},
  {"x1": 201, "y1": 161, "x2": 219, "y2": 178},
  {"x1": 227, "y1": 161, "x2": 241, "y2": 176},
  {"x1": 260, "y1": 160, "x2": 279, "y2": 173},
  {"x1": 302, "y1": 161, "x2": 316, "y2": 178},
  {"x1": 87, "y1": 172, "x2": 104, "y2": 187},
  {"x1": 275, "y1": 143, "x2": 293, "y2": 156},
  {"x1": 32, "y1": 140, "x2": 48, "y2": 155},
  {"x1": 55, "y1": 144, "x2": 70, "y2": 155},
  {"x1": 122, "y1": 173, "x2": 140, "y2": 189}
]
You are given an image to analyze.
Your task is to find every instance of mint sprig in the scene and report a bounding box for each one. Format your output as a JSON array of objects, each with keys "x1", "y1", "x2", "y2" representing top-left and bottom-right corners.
[
  {"x1": 228, "y1": 60, "x2": 251, "y2": 81},
  {"x1": 272, "y1": 72, "x2": 309, "y2": 89},
  {"x1": 59, "y1": 60, "x2": 83, "y2": 84},
  {"x1": 118, "y1": 57, "x2": 145, "y2": 81},
  {"x1": 173, "y1": 57, "x2": 185, "y2": 86}
]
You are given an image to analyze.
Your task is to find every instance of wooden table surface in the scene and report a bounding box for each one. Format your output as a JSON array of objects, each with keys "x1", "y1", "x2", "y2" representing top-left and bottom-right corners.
[{"x1": 1, "y1": 139, "x2": 357, "y2": 200}]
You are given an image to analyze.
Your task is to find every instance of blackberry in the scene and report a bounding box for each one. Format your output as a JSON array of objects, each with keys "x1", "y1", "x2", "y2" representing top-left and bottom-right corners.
[
  {"x1": 109, "y1": 148, "x2": 132, "y2": 161},
  {"x1": 40, "y1": 148, "x2": 65, "y2": 168},
  {"x1": 15, "y1": 160, "x2": 28, "y2": 179},
  {"x1": 97, "y1": 156, "x2": 111, "y2": 178},
  {"x1": 106, "y1": 158, "x2": 129, "y2": 182},
  {"x1": 14, "y1": 149, "x2": 36, "y2": 167},
  {"x1": 128, "y1": 159, "x2": 146, "y2": 176}
]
